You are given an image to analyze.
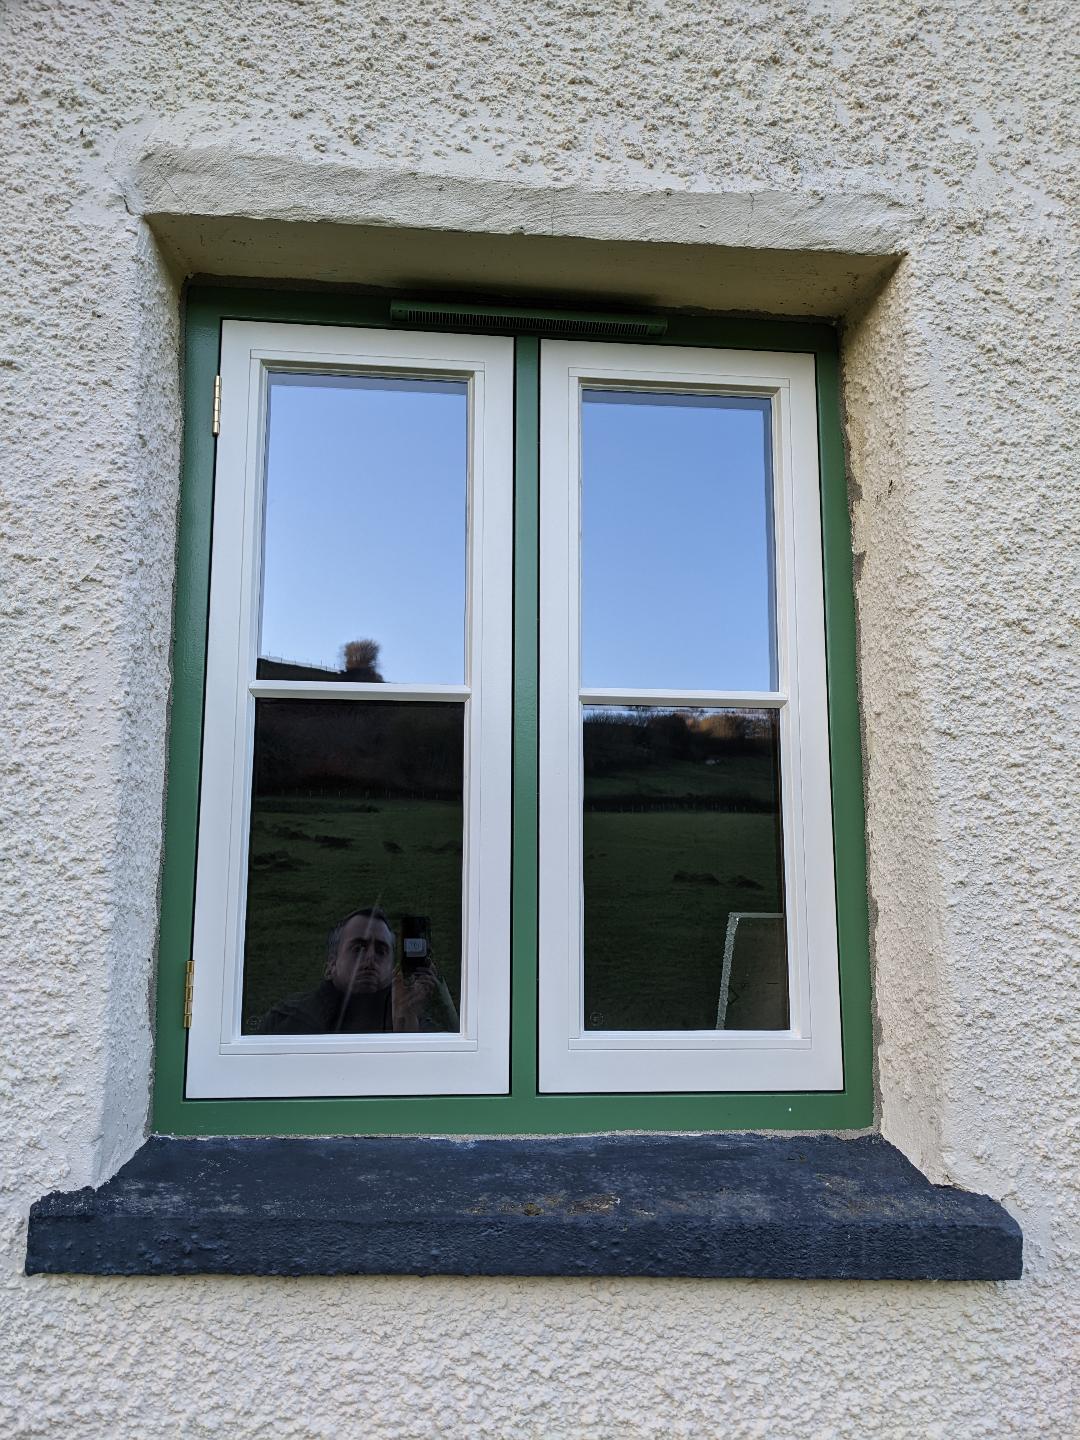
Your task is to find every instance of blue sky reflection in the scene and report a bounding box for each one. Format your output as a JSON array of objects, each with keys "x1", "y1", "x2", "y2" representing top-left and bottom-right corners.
[
  {"x1": 259, "y1": 372, "x2": 468, "y2": 684},
  {"x1": 581, "y1": 389, "x2": 777, "y2": 691}
]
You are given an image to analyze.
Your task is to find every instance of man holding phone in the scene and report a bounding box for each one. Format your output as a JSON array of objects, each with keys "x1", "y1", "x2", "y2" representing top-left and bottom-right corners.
[{"x1": 255, "y1": 906, "x2": 460, "y2": 1034}]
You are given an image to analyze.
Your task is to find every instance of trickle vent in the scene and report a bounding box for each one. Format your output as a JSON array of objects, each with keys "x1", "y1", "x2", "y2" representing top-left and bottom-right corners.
[{"x1": 389, "y1": 300, "x2": 667, "y2": 339}]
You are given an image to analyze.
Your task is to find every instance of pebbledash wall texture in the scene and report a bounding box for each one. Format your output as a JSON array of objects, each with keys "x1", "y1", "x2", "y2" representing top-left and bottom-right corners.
[{"x1": 1, "y1": 1, "x2": 1076, "y2": 1436}]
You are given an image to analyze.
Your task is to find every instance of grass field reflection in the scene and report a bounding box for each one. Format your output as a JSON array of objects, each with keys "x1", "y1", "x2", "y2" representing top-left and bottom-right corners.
[
  {"x1": 582, "y1": 707, "x2": 789, "y2": 1031},
  {"x1": 240, "y1": 700, "x2": 463, "y2": 1032}
]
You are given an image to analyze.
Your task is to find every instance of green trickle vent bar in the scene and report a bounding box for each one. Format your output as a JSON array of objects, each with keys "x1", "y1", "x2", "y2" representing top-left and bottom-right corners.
[{"x1": 389, "y1": 300, "x2": 667, "y2": 339}]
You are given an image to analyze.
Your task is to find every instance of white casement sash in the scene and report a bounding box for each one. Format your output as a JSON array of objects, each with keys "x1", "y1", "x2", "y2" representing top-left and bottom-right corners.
[
  {"x1": 537, "y1": 340, "x2": 843, "y2": 1093},
  {"x1": 185, "y1": 325, "x2": 514, "y2": 1098}
]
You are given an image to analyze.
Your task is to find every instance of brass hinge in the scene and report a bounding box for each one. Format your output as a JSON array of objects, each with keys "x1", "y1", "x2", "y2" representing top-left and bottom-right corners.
[
  {"x1": 212, "y1": 374, "x2": 222, "y2": 436},
  {"x1": 183, "y1": 960, "x2": 195, "y2": 1028}
]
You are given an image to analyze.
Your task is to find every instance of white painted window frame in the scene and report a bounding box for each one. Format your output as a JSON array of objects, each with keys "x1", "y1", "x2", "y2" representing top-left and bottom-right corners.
[
  {"x1": 537, "y1": 340, "x2": 842, "y2": 1093},
  {"x1": 185, "y1": 324, "x2": 514, "y2": 1098}
]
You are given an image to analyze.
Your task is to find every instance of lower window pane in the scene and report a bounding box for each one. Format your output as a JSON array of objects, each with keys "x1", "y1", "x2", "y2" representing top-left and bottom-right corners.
[
  {"x1": 240, "y1": 699, "x2": 464, "y2": 1035},
  {"x1": 582, "y1": 707, "x2": 789, "y2": 1031}
]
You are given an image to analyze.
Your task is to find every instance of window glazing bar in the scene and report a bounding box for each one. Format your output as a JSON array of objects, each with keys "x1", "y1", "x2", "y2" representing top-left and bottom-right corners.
[
  {"x1": 578, "y1": 688, "x2": 786, "y2": 708},
  {"x1": 248, "y1": 682, "x2": 471, "y2": 701}
]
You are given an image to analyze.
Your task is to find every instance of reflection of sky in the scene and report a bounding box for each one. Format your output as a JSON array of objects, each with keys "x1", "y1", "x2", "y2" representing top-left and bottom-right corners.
[
  {"x1": 582, "y1": 391, "x2": 776, "y2": 691},
  {"x1": 259, "y1": 374, "x2": 467, "y2": 684}
]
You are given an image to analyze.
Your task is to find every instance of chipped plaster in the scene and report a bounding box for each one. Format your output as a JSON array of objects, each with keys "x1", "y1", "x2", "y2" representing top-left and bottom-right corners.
[{"x1": 1, "y1": 0, "x2": 1076, "y2": 1435}]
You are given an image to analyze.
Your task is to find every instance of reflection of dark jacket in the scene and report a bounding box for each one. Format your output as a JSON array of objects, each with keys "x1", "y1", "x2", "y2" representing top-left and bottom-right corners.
[
  {"x1": 255, "y1": 976, "x2": 459, "y2": 1034},
  {"x1": 255, "y1": 980, "x2": 392, "y2": 1034}
]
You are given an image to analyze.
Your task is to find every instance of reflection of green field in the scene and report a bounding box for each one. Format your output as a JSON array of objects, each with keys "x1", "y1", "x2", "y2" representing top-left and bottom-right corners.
[
  {"x1": 583, "y1": 809, "x2": 784, "y2": 1030},
  {"x1": 241, "y1": 796, "x2": 463, "y2": 1030},
  {"x1": 586, "y1": 754, "x2": 779, "y2": 805}
]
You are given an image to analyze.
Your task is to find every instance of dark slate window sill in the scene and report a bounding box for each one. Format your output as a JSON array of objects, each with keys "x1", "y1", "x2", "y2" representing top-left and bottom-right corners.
[{"x1": 25, "y1": 1133, "x2": 1021, "y2": 1280}]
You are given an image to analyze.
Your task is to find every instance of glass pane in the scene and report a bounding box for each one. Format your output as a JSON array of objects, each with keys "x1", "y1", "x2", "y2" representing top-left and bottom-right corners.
[
  {"x1": 257, "y1": 373, "x2": 468, "y2": 685},
  {"x1": 241, "y1": 699, "x2": 464, "y2": 1035},
  {"x1": 581, "y1": 390, "x2": 776, "y2": 692},
  {"x1": 582, "y1": 706, "x2": 788, "y2": 1031}
]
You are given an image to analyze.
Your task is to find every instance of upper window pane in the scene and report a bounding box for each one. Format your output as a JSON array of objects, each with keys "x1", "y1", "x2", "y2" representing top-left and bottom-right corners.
[
  {"x1": 581, "y1": 390, "x2": 777, "y2": 692},
  {"x1": 257, "y1": 372, "x2": 468, "y2": 685}
]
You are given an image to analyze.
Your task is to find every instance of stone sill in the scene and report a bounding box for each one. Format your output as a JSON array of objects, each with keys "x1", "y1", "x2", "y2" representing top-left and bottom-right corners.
[{"x1": 24, "y1": 1133, "x2": 1021, "y2": 1280}]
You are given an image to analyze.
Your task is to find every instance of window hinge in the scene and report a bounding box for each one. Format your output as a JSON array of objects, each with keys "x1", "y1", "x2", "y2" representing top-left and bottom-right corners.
[
  {"x1": 212, "y1": 374, "x2": 222, "y2": 436},
  {"x1": 183, "y1": 960, "x2": 195, "y2": 1028}
]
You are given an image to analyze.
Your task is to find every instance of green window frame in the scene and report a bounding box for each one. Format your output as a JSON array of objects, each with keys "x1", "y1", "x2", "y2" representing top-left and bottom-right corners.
[{"x1": 153, "y1": 285, "x2": 872, "y2": 1135}]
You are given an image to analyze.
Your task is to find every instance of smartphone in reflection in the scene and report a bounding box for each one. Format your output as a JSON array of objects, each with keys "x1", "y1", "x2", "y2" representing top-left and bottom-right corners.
[{"x1": 400, "y1": 914, "x2": 431, "y2": 975}]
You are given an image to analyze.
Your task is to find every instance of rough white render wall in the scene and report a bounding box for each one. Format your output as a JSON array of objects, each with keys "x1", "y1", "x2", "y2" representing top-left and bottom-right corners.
[{"x1": 0, "y1": 2, "x2": 1076, "y2": 1436}]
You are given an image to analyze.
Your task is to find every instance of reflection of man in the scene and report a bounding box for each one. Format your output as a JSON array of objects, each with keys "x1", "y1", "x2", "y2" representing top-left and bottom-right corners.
[{"x1": 255, "y1": 906, "x2": 459, "y2": 1034}]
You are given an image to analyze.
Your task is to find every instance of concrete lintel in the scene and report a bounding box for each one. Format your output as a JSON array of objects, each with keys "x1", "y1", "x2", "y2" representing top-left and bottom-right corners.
[{"x1": 126, "y1": 144, "x2": 906, "y2": 317}]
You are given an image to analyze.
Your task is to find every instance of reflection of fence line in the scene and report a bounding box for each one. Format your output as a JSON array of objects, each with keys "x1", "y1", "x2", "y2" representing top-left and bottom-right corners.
[
  {"x1": 260, "y1": 652, "x2": 341, "y2": 671},
  {"x1": 584, "y1": 796, "x2": 775, "y2": 814},
  {"x1": 270, "y1": 786, "x2": 461, "y2": 804}
]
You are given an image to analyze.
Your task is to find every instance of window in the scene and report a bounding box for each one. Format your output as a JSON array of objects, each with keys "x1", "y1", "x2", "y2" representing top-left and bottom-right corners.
[
  {"x1": 186, "y1": 325, "x2": 513, "y2": 1097},
  {"x1": 538, "y1": 343, "x2": 840, "y2": 1092},
  {"x1": 157, "y1": 290, "x2": 871, "y2": 1133}
]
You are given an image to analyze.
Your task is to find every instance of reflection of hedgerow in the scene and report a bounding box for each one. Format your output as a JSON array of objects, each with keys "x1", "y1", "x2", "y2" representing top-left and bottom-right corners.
[
  {"x1": 585, "y1": 708, "x2": 776, "y2": 775},
  {"x1": 253, "y1": 699, "x2": 463, "y2": 800},
  {"x1": 584, "y1": 710, "x2": 782, "y2": 810}
]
